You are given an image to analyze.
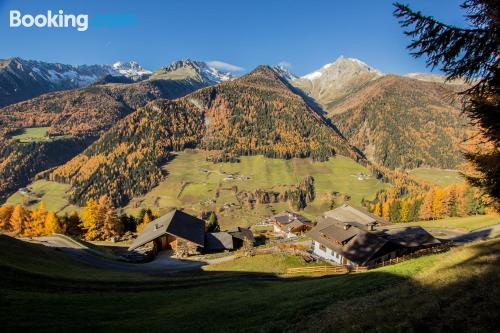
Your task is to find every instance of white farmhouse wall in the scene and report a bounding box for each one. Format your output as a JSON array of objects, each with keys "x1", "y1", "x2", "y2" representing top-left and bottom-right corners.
[{"x1": 312, "y1": 240, "x2": 344, "y2": 265}]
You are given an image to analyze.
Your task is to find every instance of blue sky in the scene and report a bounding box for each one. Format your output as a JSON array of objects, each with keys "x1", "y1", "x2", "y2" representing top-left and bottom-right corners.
[{"x1": 0, "y1": 0, "x2": 468, "y2": 75}]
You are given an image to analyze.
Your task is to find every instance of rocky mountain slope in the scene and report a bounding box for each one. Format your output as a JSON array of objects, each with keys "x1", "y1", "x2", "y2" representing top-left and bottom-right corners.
[{"x1": 291, "y1": 56, "x2": 383, "y2": 115}]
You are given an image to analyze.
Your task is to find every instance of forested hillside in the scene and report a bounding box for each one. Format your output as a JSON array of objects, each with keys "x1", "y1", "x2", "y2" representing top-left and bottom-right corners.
[
  {"x1": 330, "y1": 75, "x2": 470, "y2": 169},
  {"x1": 48, "y1": 66, "x2": 362, "y2": 207},
  {"x1": 0, "y1": 77, "x2": 208, "y2": 202}
]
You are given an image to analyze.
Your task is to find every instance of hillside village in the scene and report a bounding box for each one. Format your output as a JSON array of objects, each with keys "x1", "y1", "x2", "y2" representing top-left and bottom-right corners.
[{"x1": 1, "y1": 1, "x2": 499, "y2": 331}]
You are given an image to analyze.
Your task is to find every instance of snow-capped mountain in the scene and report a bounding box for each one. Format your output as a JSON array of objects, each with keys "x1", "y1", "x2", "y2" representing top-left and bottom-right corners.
[
  {"x1": 0, "y1": 57, "x2": 117, "y2": 107},
  {"x1": 291, "y1": 56, "x2": 383, "y2": 115},
  {"x1": 156, "y1": 59, "x2": 235, "y2": 84},
  {"x1": 301, "y1": 56, "x2": 383, "y2": 82},
  {"x1": 112, "y1": 61, "x2": 152, "y2": 80},
  {"x1": 272, "y1": 65, "x2": 299, "y2": 81}
]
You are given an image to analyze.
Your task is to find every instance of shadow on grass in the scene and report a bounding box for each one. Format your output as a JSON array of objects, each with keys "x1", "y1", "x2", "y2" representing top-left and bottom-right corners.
[
  {"x1": 291, "y1": 239, "x2": 500, "y2": 333},
  {"x1": 1, "y1": 235, "x2": 499, "y2": 332}
]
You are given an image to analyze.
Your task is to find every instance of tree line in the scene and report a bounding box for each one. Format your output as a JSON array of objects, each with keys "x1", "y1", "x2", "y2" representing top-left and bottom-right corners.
[
  {"x1": 0, "y1": 197, "x2": 159, "y2": 241},
  {"x1": 367, "y1": 182, "x2": 486, "y2": 223}
]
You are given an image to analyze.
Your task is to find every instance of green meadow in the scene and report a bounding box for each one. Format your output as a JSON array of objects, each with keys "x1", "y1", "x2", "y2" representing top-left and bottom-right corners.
[
  {"x1": 125, "y1": 150, "x2": 388, "y2": 228},
  {"x1": 408, "y1": 167, "x2": 463, "y2": 186}
]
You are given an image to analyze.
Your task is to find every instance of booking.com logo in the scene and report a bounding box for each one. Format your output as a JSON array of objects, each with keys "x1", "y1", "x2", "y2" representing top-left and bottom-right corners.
[{"x1": 9, "y1": 10, "x2": 137, "y2": 32}]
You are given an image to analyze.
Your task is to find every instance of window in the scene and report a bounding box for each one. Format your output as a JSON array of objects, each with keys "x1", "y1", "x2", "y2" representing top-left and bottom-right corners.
[{"x1": 319, "y1": 244, "x2": 326, "y2": 252}]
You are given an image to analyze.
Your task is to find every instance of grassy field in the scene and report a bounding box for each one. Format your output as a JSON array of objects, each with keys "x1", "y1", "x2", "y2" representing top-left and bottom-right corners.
[
  {"x1": 6, "y1": 180, "x2": 78, "y2": 213},
  {"x1": 125, "y1": 150, "x2": 388, "y2": 228},
  {"x1": 1, "y1": 234, "x2": 498, "y2": 332},
  {"x1": 5, "y1": 151, "x2": 387, "y2": 229},
  {"x1": 203, "y1": 253, "x2": 326, "y2": 274},
  {"x1": 408, "y1": 167, "x2": 463, "y2": 186},
  {"x1": 10, "y1": 127, "x2": 50, "y2": 142},
  {"x1": 407, "y1": 214, "x2": 499, "y2": 231}
]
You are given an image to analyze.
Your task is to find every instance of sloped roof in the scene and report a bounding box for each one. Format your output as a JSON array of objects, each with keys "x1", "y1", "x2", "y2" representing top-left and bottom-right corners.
[
  {"x1": 381, "y1": 226, "x2": 440, "y2": 248},
  {"x1": 316, "y1": 217, "x2": 358, "y2": 242},
  {"x1": 229, "y1": 227, "x2": 255, "y2": 243},
  {"x1": 128, "y1": 210, "x2": 205, "y2": 250},
  {"x1": 324, "y1": 204, "x2": 388, "y2": 226},
  {"x1": 308, "y1": 218, "x2": 388, "y2": 265},
  {"x1": 272, "y1": 211, "x2": 311, "y2": 225},
  {"x1": 205, "y1": 232, "x2": 234, "y2": 251}
]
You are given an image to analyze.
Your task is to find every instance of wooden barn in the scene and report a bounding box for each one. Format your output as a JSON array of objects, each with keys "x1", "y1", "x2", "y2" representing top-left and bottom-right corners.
[{"x1": 128, "y1": 209, "x2": 205, "y2": 255}]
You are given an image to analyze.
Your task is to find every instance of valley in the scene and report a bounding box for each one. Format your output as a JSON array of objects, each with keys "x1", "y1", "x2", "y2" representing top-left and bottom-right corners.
[{"x1": 8, "y1": 151, "x2": 388, "y2": 229}]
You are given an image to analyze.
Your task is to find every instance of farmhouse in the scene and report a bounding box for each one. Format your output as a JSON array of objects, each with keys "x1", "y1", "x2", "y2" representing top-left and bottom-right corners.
[
  {"x1": 129, "y1": 210, "x2": 255, "y2": 255},
  {"x1": 128, "y1": 209, "x2": 205, "y2": 255},
  {"x1": 308, "y1": 204, "x2": 440, "y2": 266},
  {"x1": 271, "y1": 211, "x2": 312, "y2": 238}
]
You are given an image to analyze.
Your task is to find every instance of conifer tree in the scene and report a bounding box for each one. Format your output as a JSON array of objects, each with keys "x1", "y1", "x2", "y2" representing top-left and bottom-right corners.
[
  {"x1": 25, "y1": 202, "x2": 47, "y2": 236},
  {"x1": 44, "y1": 211, "x2": 63, "y2": 235},
  {"x1": 0, "y1": 205, "x2": 14, "y2": 230},
  {"x1": 394, "y1": 1, "x2": 500, "y2": 203},
  {"x1": 81, "y1": 198, "x2": 100, "y2": 240},
  {"x1": 420, "y1": 188, "x2": 435, "y2": 220},
  {"x1": 433, "y1": 188, "x2": 445, "y2": 219},
  {"x1": 10, "y1": 204, "x2": 27, "y2": 236}
]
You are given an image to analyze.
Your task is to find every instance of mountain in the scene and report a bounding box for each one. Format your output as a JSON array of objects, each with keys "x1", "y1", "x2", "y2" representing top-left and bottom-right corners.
[
  {"x1": 272, "y1": 65, "x2": 299, "y2": 81},
  {"x1": 405, "y1": 72, "x2": 468, "y2": 85},
  {"x1": 48, "y1": 65, "x2": 361, "y2": 206},
  {"x1": 329, "y1": 75, "x2": 470, "y2": 169},
  {"x1": 112, "y1": 61, "x2": 152, "y2": 81},
  {"x1": 291, "y1": 56, "x2": 383, "y2": 115},
  {"x1": 151, "y1": 59, "x2": 235, "y2": 84},
  {"x1": 0, "y1": 69, "x2": 215, "y2": 203},
  {"x1": 0, "y1": 57, "x2": 116, "y2": 108}
]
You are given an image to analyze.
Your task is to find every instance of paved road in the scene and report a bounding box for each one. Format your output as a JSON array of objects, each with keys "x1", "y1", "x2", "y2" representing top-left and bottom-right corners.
[
  {"x1": 25, "y1": 236, "x2": 206, "y2": 274},
  {"x1": 449, "y1": 224, "x2": 500, "y2": 243}
]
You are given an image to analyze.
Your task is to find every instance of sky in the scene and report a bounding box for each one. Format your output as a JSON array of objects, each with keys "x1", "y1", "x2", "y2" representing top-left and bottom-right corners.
[{"x1": 0, "y1": 0, "x2": 469, "y2": 76}]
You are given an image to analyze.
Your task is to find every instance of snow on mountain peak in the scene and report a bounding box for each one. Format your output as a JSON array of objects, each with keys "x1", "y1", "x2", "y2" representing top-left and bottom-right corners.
[
  {"x1": 301, "y1": 56, "x2": 383, "y2": 81},
  {"x1": 112, "y1": 61, "x2": 151, "y2": 79},
  {"x1": 162, "y1": 59, "x2": 235, "y2": 84},
  {"x1": 272, "y1": 65, "x2": 299, "y2": 81}
]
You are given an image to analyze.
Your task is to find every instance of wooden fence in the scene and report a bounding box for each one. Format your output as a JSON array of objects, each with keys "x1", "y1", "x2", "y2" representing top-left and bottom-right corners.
[
  {"x1": 367, "y1": 244, "x2": 451, "y2": 269},
  {"x1": 286, "y1": 244, "x2": 450, "y2": 275},
  {"x1": 287, "y1": 265, "x2": 349, "y2": 275}
]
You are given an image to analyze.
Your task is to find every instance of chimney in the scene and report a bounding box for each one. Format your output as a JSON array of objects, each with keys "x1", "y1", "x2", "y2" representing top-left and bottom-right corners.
[{"x1": 344, "y1": 223, "x2": 351, "y2": 230}]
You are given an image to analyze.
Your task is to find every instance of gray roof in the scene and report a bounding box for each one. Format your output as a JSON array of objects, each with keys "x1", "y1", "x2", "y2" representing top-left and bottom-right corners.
[
  {"x1": 308, "y1": 215, "x2": 440, "y2": 265},
  {"x1": 128, "y1": 210, "x2": 205, "y2": 251},
  {"x1": 323, "y1": 204, "x2": 388, "y2": 227},
  {"x1": 380, "y1": 226, "x2": 441, "y2": 248},
  {"x1": 308, "y1": 218, "x2": 388, "y2": 265},
  {"x1": 316, "y1": 217, "x2": 359, "y2": 244},
  {"x1": 229, "y1": 227, "x2": 255, "y2": 243},
  {"x1": 205, "y1": 232, "x2": 234, "y2": 251},
  {"x1": 272, "y1": 211, "x2": 311, "y2": 226}
]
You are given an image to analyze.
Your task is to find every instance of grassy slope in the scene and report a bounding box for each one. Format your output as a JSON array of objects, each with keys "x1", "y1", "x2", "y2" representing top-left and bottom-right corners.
[
  {"x1": 203, "y1": 253, "x2": 326, "y2": 274},
  {"x1": 1, "y1": 234, "x2": 498, "y2": 332},
  {"x1": 292, "y1": 238, "x2": 500, "y2": 333},
  {"x1": 408, "y1": 167, "x2": 463, "y2": 186},
  {"x1": 6, "y1": 179, "x2": 78, "y2": 213},
  {"x1": 125, "y1": 150, "x2": 388, "y2": 228},
  {"x1": 10, "y1": 127, "x2": 49, "y2": 142},
  {"x1": 5, "y1": 151, "x2": 387, "y2": 227},
  {"x1": 406, "y1": 214, "x2": 499, "y2": 231}
]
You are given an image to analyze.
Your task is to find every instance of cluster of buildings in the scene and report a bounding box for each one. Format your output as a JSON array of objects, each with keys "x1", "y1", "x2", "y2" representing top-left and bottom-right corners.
[
  {"x1": 130, "y1": 204, "x2": 440, "y2": 268},
  {"x1": 269, "y1": 204, "x2": 440, "y2": 267}
]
